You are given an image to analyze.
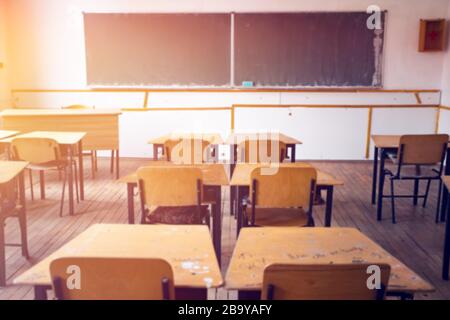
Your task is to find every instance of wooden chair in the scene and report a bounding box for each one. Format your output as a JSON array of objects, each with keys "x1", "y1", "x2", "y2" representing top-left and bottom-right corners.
[
  {"x1": 242, "y1": 167, "x2": 317, "y2": 228},
  {"x1": 11, "y1": 138, "x2": 78, "y2": 217},
  {"x1": 164, "y1": 139, "x2": 212, "y2": 164},
  {"x1": 238, "y1": 139, "x2": 287, "y2": 163},
  {"x1": 61, "y1": 105, "x2": 98, "y2": 179},
  {"x1": 50, "y1": 257, "x2": 175, "y2": 300},
  {"x1": 137, "y1": 166, "x2": 210, "y2": 225},
  {"x1": 382, "y1": 134, "x2": 449, "y2": 224},
  {"x1": 0, "y1": 178, "x2": 29, "y2": 286},
  {"x1": 262, "y1": 264, "x2": 391, "y2": 300}
]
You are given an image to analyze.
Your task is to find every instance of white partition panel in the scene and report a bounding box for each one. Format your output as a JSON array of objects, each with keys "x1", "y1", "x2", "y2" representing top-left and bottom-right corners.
[
  {"x1": 368, "y1": 107, "x2": 438, "y2": 158},
  {"x1": 119, "y1": 110, "x2": 230, "y2": 158},
  {"x1": 439, "y1": 109, "x2": 450, "y2": 135},
  {"x1": 234, "y1": 107, "x2": 368, "y2": 160},
  {"x1": 14, "y1": 92, "x2": 145, "y2": 109}
]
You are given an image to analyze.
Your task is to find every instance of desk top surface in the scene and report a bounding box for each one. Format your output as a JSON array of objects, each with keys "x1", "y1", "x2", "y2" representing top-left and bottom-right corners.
[
  {"x1": 118, "y1": 161, "x2": 229, "y2": 186},
  {"x1": 225, "y1": 227, "x2": 434, "y2": 294},
  {"x1": 230, "y1": 163, "x2": 344, "y2": 187},
  {"x1": 226, "y1": 133, "x2": 302, "y2": 145},
  {"x1": 1, "y1": 109, "x2": 122, "y2": 117},
  {"x1": 149, "y1": 133, "x2": 224, "y2": 145},
  {"x1": 14, "y1": 224, "x2": 223, "y2": 288},
  {"x1": 372, "y1": 135, "x2": 450, "y2": 149},
  {"x1": 0, "y1": 131, "x2": 86, "y2": 145},
  {"x1": 0, "y1": 160, "x2": 28, "y2": 184},
  {"x1": 0, "y1": 130, "x2": 20, "y2": 140}
]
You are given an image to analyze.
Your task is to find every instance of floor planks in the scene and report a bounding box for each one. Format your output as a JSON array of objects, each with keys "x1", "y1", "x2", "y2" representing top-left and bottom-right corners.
[{"x1": 1, "y1": 158, "x2": 449, "y2": 300}]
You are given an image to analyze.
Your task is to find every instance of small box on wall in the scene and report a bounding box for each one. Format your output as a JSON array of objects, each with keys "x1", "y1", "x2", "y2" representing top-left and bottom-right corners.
[{"x1": 419, "y1": 19, "x2": 447, "y2": 52}]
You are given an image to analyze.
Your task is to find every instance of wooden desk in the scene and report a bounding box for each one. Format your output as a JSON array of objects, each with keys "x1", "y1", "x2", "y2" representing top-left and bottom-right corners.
[
  {"x1": 0, "y1": 131, "x2": 86, "y2": 216},
  {"x1": 0, "y1": 109, "x2": 121, "y2": 179},
  {"x1": 443, "y1": 176, "x2": 450, "y2": 280},
  {"x1": 14, "y1": 224, "x2": 223, "y2": 300},
  {"x1": 119, "y1": 162, "x2": 229, "y2": 264},
  {"x1": 226, "y1": 227, "x2": 435, "y2": 300},
  {"x1": 230, "y1": 163, "x2": 344, "y2": 231},
  {"x1": 0, "y1": 160, "x2": 28, "y2": 286},
  {"x1": 149, "y1": 133, "x2": 224, "y2": 162},
  {"x1": 226, "y1": 132, "x2": 302, "y2": 164},
  {"x1": 371, "y1": 135, "x2": 450, "y2": 221}
]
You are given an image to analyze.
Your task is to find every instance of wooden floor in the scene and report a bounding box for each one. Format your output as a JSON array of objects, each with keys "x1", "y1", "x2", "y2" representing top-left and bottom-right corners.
[{"x1": 1, "y1": 158, "x2": 449, "y2": 300}]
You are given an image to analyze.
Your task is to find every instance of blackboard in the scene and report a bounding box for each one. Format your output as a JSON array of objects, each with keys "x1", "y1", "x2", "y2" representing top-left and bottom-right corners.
[
  {"x1": 234, "y1": 12, "x2": 385, "y2": 87},
  {"x1": 84, "y1": 12, "x2": 385, "y2": 88},
  {"x1": 84, "y1": 13, "x2": 231, "y2": 86}
]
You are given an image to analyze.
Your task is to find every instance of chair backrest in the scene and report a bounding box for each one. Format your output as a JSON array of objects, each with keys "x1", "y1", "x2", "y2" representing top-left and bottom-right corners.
[
  {"x1": 399, "y1": 134, "x2": 448, "y2": 165},
  {"x1": 165, "y1": 139, "x2": 211, "y2": 164},
  {"x1": 239, "y1": 139, "x2": 287, "y2": 163},
  {"x1": 250, "y1": 167, "x2": 317, "y2": 208},
  {"x1": 62, "y1": 105, "x2": 95, "y2": 110},
  {"x1": 11, "y1": 138, "x2": 61, "y2": 164},
  {"x1": 262, "y1": 263, "x2": 391, "y2": 300},
  {"x1": 50, "y1": 257, "x2": 175, "y2": 300},
  {"x1": 137, "y1": 166, "x2": 202, "y2": 207}
]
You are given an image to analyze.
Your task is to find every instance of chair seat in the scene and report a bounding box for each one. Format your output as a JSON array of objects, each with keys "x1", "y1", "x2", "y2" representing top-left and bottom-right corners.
[
  {"x1": 146, "y1": 205, "x2": 209, "y2": 225},
  {"x1": 385, "y1": 164, "x2": 441, "y2": 179},
  {"x1": 252, "y1": 208, "x2": 310, "y2": 227}
]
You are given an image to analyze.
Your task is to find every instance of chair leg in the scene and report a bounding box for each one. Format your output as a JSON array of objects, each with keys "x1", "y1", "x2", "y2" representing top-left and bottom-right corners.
[
  {"x1": 423, "y1": 179, "x2": 432, "y2": 208},
  {"x1": 18, "y1": 209, "x2": 29, "y2": 259},
  {"x1": 205, "y1": 206, "x2": 211, "y2": 229},
  {"x1": 28, "y1": 169, "x2": 34, "y2": 201},
  {"x1": 413, "y1": 179, "x2": 419, "y2": 206},
  {"x1": 90, "y1": 151, "x2": 96, "y2": 180},
  {"x1": 73, "y1": 162, "x2": 79, "y2": 203},
  {"x1": 110, "y1": 150, "x2": 114, "y2": 174},
  {"x1": 39, "y1": 170, "x2": 45, "y2": 200},
  {"x1": 0, "y1": 219, "x2": 6, "y2": 287},
  {"x1": 94, "y1": 151, "x2": 98, "y2": 172},
  {"x1": 59, "y1": 169, "x2": 67, "y2": 217},
  {"x1": 440, "y1": 180, "x2": 446, "y2": 223},
  {"x1": 436, "y1": 180, "x2": 443, "y2": 224},
  {"x1": 390, "y1": 178, "x2": 397, "y2": 224}
]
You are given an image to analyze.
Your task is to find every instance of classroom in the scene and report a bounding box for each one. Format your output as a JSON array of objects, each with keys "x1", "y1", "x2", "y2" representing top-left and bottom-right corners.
[{"x1": 0, "y1": 0, "x2": 450, "y2": 303}]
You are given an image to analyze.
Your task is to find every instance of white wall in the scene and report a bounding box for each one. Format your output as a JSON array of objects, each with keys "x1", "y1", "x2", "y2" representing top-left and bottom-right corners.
[
  {"x1": 1, "y1": 0, "x2": 449, "y2": 159},
  {"x1": 0, "y1": 0, "x2": 10, "y2": 108},
  {"x1": 5, "y1": 0, "x2": 450, "y2": 90}
]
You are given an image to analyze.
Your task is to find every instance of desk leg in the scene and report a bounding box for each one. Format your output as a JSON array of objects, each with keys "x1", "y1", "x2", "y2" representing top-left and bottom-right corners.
[
  {"x1": 229, "y1": 186, "x2": 235, "y2": 216},
  {"x1": 443, "y1": 186, "x2": 450, "y2": 280},
  {"x1": 372, "y1": 147, "x2": 378, "y2": 205},
  {"x1": 236, "y1": 186, "x2": 249, "y2": 237},
  {"x1": 324, "y1": 186, "x2": 334, "y2": 227},
  {"x1": 289, "y1": 144, "x2": 296, "y2": 163},
  {"x1": 127, "y1": 183, "x2": 136, "y2": 224},
  {"x1": 18, "y1": 172, "x2": 29, "y2": 259},
  {"x1": 115, "y1": 149, "x2": 120, "y2": 180},
  {"x1": 78, "y1": 141, "x2": 84, "y2": 201},
  {"x1": 440, "y1": 149, "x2": 450, "y2": 222},
  {"x1": 34, "y1": 285, "x2": 50, "y2": 300},
  {"x1": 377, "y1": 148, "x2": 386, "y2": 221},
  {"x1": 152, "y1": 144, "x2": 158, "y2": 160},
  {"x1": 212, "y1": 186, "x2": 222, "y2": 266},
  {"x1": 0, "y1": 217, "x2": 5, "y2": 287},
  {"x1": 68, "y1": 146, "x2": 75, "y2": 216}
]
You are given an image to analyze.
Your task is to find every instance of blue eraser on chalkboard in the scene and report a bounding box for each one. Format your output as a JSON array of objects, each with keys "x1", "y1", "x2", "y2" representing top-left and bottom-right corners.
[{"x1": 242, "y1": 81, "x2": 254, "y2": 87}]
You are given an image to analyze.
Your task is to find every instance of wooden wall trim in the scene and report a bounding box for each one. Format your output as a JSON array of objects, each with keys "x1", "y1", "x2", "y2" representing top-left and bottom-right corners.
[{"x1": 11, "y1": 88, "x2": 440, "y2": 94}]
